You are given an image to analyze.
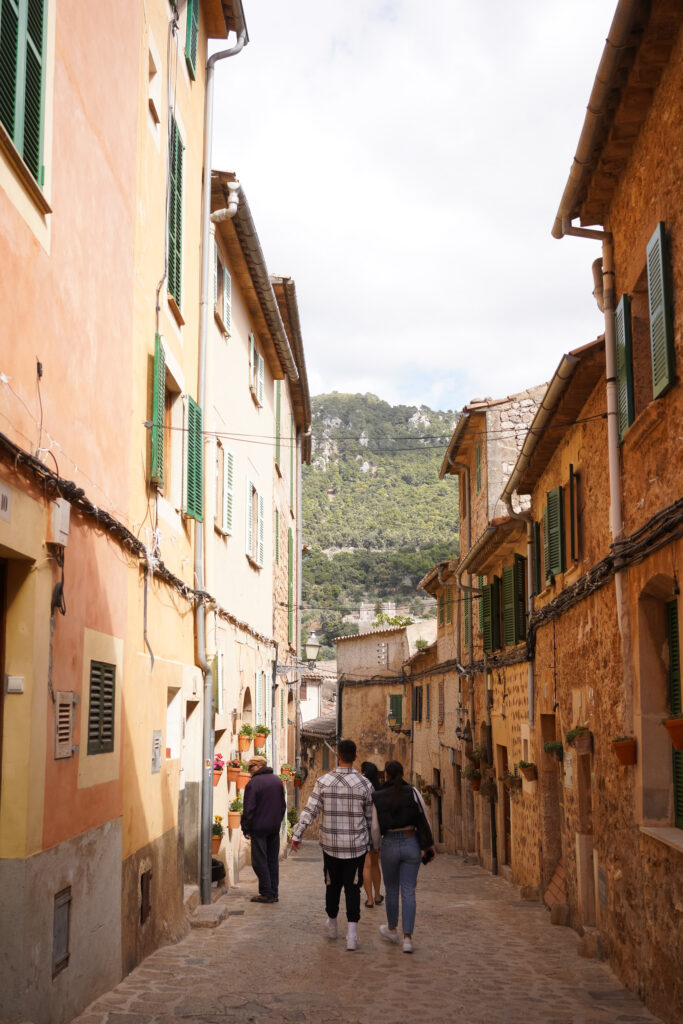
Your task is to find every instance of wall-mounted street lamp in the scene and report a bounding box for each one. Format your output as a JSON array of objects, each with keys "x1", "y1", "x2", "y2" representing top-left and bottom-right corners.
[
  {"x1": 387, "y1": 711, "x2": 411, "y2": 736},
  {"x1": 304, "y1": 631, "x2": 321, "y2": 667},
  {"x1": 455, "y1": 725, "x2": 473, "y2": 744}
]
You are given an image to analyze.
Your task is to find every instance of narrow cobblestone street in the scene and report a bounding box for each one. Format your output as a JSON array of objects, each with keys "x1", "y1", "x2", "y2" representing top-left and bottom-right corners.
[{"x1": 71, "y1": 843, "x2": 663, "y2": 1024}]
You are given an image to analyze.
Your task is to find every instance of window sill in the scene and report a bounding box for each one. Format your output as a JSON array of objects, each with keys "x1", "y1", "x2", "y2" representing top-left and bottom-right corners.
[
  {"x1": 622, "y1": 399, "x2": 666, "y2": 452},
  {"x1": 214, "y1": 308, "x2": 230, "y2": 337},
  {"x1": 168, "y1": 293, "x2": 185, "y2": 327},
  {"x1": 246, "y1": 554, "x2": 262, "y2": 571},
  {"x1": 214, "y1": 522, "x2": 230, "y2": 538},
  {"x1": 640, "y1": 826, "x2": 683, "y2": 855},
  {"x1": 0, "y1": 122, "x2": 51, "y2": 215}
]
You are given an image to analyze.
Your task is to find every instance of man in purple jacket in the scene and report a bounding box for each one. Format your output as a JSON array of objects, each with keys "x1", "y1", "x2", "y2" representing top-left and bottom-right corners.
[{"x1": 242, "y1": 755, "x2": 287, "y2": 904}]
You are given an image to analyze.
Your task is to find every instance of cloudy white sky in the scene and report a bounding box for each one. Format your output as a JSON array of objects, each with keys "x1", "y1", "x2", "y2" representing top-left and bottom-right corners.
[{"x1": 212, "y1": 0, "x2": 617, "y2": 412}]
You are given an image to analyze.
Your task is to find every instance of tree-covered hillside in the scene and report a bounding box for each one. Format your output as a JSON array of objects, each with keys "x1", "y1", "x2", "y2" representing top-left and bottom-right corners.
[{"x1": 302, "y1": 393, "x2": 460, "y2": 653}]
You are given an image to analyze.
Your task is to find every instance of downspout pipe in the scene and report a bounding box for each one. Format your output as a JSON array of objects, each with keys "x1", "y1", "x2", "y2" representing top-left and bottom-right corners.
[
  {"x1": 197, "y1": 16, "x2": 248, "y2": 907},
  {"x1": 553, "y1": 221, "x2": 633, "y2": 727},
  {"x1": 502, "y1": 495, "x2": 535, "y2": 728},
  {"x1": 484, "y1": 656, "x2": 497, "y2": 876}
]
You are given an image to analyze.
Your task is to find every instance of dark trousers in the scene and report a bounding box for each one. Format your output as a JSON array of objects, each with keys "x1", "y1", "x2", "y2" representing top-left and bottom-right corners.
[
  {"x1": 323, "y1": 852, "x2": 366, "y2": 923},
  {"x1": 251, "y1": 832, "x2": 280, "y2": 899}
]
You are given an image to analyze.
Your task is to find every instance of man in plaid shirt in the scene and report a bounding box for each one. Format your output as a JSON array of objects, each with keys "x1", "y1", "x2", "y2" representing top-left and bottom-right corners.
[{"x1": 291, "y1": 738, "x2": 374, "y2": 950}]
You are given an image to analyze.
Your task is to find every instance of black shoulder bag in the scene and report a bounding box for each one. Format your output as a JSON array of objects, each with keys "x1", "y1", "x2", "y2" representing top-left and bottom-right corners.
[{"x1": 411, "y1": 788, "x2": 434, "y2": 852}]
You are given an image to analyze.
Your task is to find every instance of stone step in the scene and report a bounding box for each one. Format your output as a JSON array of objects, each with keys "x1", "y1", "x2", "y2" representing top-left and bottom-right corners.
[
  {"x1": 188, "y1": 902, "x2": 229, "y2": 929},
  {"x1": 184, "y1": 884, "x2": 200, "y2": 914}
]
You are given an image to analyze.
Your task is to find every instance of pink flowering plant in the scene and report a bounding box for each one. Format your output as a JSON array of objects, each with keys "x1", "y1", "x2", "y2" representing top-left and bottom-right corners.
[{"x1": 213, "y1": 753, "x2": 225, "y2": 771}]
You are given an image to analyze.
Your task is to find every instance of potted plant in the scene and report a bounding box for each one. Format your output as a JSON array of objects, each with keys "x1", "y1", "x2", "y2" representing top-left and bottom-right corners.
[
  {"x1": 254, "y1": 724, "x2": 270, "y2": 749},
  {"x1": 228, "y1": 796, "x2": 243, "y2": 829},
  {"x1": 212, "y1": 815, "x2": 224, "y2": 855},
  {"x1": 468, "y1": 746, "x2": 486, "y2": 767},
  {"x1": 226, "y1": 756, "x2": 241, "y2": 784},
  {"x1": 279, "y1": 763, "x2": 294, "y2": 785},
  {"x1": 543, "y1": 740, "x2": 563, "y2": 762},
  {"x1": 504, "y1": 769, "x2": 523, "y2": 793},
  {"x1": 463, "y1": 763, "x2": 481, "y2": 791},
  {"x1": 238, "y1": 723, "x2": 254, "y2": 752},
  {"x1": 287, "y1": 806, "x2": 299, "y2": 842},
  {"x1": 663, "y1": 715, "x2": 683, "y2": 751},
  {"x1": 612, "y1": 735, "x2": 637, "y2": 765},
  {"x1": 293, "y1": 766, "x2": 307, "y2": 789},
  {"x1": 566, "y1": 725, "x2": 593, "y2": 755},
  {"x1": 237, "y1": 762, "x2": 251, "y2": 789},
  {"x1": 518, "y1": 759, "x2": 538, "y2": 782},
  {"x1": 212, "y1": 753, "x2": 224, "y2": 786}
]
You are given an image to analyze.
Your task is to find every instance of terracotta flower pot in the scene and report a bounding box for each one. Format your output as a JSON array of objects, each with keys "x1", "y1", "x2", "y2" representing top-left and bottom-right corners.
[
  {"x1": 237, "y1": 771, "x2": 251, "y2": 790},
  {"x1": 228, "y1": 811, "x2": 242, "y2": 830},
  {"x1": 211, "y1": 835, "x2": 221, "y2": 855},
  {"x1": 471, "y1": 778, "x2": 481, "y2": 792},
  {"x1": 570, "y1": 731, "x2": 593, "y2": 755},
  {"x1": 238, "y1": 735, "x2": 252, "y2": 752},
  {"x1": 227, "y1": 766, "x2": 240, "y2": 785},
  {"x1": 254, "y1": 734, "x2": 267, "y2": 748},
  {"x1": 612, "y1": 738, "x2": 637, "y2": 765},
  {"x1": 519, "y1": 764, "x2": 537, "y2": 782},
  {"x1": 294, "y1": 777, "x2": 302, "y2": 788},
  {"x1": 212, "y1": 770, "x2": 223, "y2": 787},
  {"x1": 664, "y1": 717, "x2": 683, "y2": 750}
]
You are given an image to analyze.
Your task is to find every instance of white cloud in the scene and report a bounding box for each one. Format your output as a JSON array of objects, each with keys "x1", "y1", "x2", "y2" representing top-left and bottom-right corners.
[{"x1": 212, "y1": 0, "x2": 617, "y2": 411}]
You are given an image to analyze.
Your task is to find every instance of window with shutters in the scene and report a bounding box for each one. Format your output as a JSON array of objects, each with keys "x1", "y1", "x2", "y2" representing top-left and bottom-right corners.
[
  {"x1": 248, "y1": 333, "x2": 265, "y2": 406},
  {"x1": 475, "y1": 442, "x2": 482, "y2": 494},
  {"x1": 446, "y1": 587, "x2": 453, "y2": 624},
  {"x1": 389, "y1": 693, "x2": 403, "y2": 725},
  {"x1": 615, "y1": 293, "x2": 635, "y2": 442},
  {"x1": 54, "y1": 691, "x2": 75, "y2": 759},
  {"x1": 412, "y1": 686, "x2": 423, "y2": 723},
  {"x1": 438, "y1": 592, "x2": 445, "y2": 627},
  {"x1": 87, "y1": 661, "x2": 115, "y2": 755},
  {"x1": 275, "y1": 381, "x2": 282, "y2": 470},
  {"x1": 502, "y1": 555, "x2": 526, "y2": 646},
  {"x1": 568, "y1": 464, "x2": 580, "y2": 564},
  {"x1": 532, "y1": 522, "x2": 543, "y2": 595},
  {"x1": 477, "y1": 575, "x2": 484, "y2": 633},
  {"x1": 287, "y1": 527, "x2": 294, "y2": 643},
  {"x1": 213, "y1": 244, "x2": 232, "y2": 335},
  {"x1": 438, "y1": 681, "x2": 445, "y2": 725},
  {"x1": 543, "y1": 486, "x2": 565, "y2": 582},
  {"x1": 246, "y1": 479, "x2": 264, "y2": 568},
  {"x1": 0, "y1": 0, "x2": 47, "y2": 187},
  {"x1": 184, "y1": 396, "x2": 203, "y2": 521},
  {"x1": 184, "y1": 0, "x2": 199, "y2": 79},
  {"x1": 647, "y1": 222, "x2": 674, "y2": 399},
  {"x1": 481, "y1": 578, "x2": 501, "y2": 654},
  {"x1": 425, "y1": 684, "x2": 431, "y2": 722},
  {"x1": 167, "y1": 115, "x2": 184, "y2": 314},
  {"x1": 214, "y1": 440, "x2": 234, "y2": 536}
]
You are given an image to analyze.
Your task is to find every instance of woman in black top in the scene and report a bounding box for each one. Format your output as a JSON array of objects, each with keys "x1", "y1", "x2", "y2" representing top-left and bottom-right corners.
[
  {"x1": 360, "y1": 761, "x2": 383, "y2": 908},
  {"x1": 371, "y1": 760, "x2": 435, "y2": 953}
]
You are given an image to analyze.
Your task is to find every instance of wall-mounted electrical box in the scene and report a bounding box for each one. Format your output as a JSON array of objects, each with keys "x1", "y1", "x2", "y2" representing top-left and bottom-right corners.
[{"x1": 47, "y1": 498, "x2": 70, "y2": 546}]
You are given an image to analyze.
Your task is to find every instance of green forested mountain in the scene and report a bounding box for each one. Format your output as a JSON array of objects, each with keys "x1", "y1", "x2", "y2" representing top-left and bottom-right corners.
[{"x1": 302, "y1": 393, "x2": 460, "y2": 655}]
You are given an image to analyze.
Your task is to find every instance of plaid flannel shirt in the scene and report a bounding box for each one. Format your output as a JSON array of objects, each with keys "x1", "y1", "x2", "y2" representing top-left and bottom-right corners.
[{"x1": 292, "y1": 767, "x2": 374, "y2": 858}]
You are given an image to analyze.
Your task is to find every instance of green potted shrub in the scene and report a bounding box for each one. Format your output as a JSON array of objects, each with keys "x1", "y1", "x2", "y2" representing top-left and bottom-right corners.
[
  {"x1": 518, "y1": 759, "x2": 538, "y2": 782},
  {"x1": 543, "y1": 740, "x2": 563, "y2": 762},
  {"x1": 238, "y1": 723, "x2": 254, "y2": 751},
  {"x1": 254, "y1": 724, "x2": 270, "y2": 748},
  {"x1": 237, "y1": 762, "x2": 251, "y2": 789},
  {"x1": 504, "y1": 769, "x2": 523, "y2": 793},
  {"x1": 566, "y1": 725, "x2": 593, "y2": 755},
  {"x1": 228, "y1": 796, "x2": 243, "y2": 829}
]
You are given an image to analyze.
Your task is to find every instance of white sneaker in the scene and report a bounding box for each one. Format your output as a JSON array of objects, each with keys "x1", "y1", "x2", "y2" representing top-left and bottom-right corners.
[
  {"x1": 346, "y1": 933, "x2": 358, "y2": 951},
  {"x1": 402, "y1": 937, "x2": 413, "y2": 953},
  {"x1": 327, "y1": 918, "x2": 338, "y2": 940},
  {"x1": 379, "y1": 924, "x2": 399, "y2": 944}
]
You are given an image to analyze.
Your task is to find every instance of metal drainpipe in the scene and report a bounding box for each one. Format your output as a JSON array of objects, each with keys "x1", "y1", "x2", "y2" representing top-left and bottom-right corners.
[
  {"x1": 558, "y1": 220, "x2": 633, "y2": 726},
  {"x1": 295, "y1": 430, "x2": 304, "y2": 807},
  {"x1": 447, "y1": 456, "x2": 475, "y2": 720},
  {"x1": 197, "y1": 22, "x2": 247, "y2": 907},
  {"x1": 484, "y1": 657, "x2": 498, "y2": 875}
]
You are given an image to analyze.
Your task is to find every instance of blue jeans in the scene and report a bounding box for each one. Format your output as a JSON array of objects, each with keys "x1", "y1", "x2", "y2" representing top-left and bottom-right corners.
[{"x1": 379, "y1": 832, "x2": 421, "y2": 935}]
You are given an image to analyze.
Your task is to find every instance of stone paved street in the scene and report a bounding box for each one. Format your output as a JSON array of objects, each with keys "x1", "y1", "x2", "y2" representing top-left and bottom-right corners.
[{"x1": 71, "y1": 843, "x2": 664, "y2": 1024}]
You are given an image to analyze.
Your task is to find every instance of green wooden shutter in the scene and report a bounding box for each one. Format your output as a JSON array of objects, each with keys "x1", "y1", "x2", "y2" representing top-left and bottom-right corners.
[
  {"x1": 168, "y1": 116, "x2": 183, "y2": 306},
  {"x1": 389, "y1": 693, "x2": 402, "y2": 725},
  {"x1": 426, "y1": 683, "x2": 431, "y2": 720},
  {"x1": 666, "y1": 600, "x2": 682, "y2": 829},
  {"x1": 478, "y1": 575, "x2": 484, "y2": 631},
  {"x1": 569, "y1": 465, "x2": 576, "y2": 561},
  {"x1": 476, "y1": 442, "x2": 481, "y2": 494},
  {"x1": 502, "y1": 565, "x2": 515, "y2": 647},
  {"x1": 532, "y1": 522, "x2": 542, "y2": 595},
  {"x1": 151, "y1": 333, "x2": 165, "y2": 486},
  {"x1": 257, "y1": 490, "x2": 264, "y2": 567},
  {"x1": 87, "y1": 661, "x2": 115, "y2": 755},
  {"x1": 647, "y1": 222, "x2": 674, "y2": 399},
  {"x1": 185, "y1": 0, "x2": 199, "y2": 79},
  {"x1": 224, "y1": 449, "x2": 234, "y2": 533},
  {"x1": 464, "y1": 592, "x2": 470, "y2": 645},
  {"x1": 275, "y1": 381, "x2": 281, "y2": 465},
  {"x1": 257, "y1": 353, "x2": 265, "y2": 406},
  {"x1": 223, "y1": 266, "x2": 231, "y2": 332},
  {"x1": 542, "y1": 507, "x2": 550, "y2": 583},
  {"x1": 245, "y1": 480, "x2": 253, "y2": 556},
  {"x1": 491, "y1": 576, "x2": 501, "y2": 651},
  {"x1": 249, "y1": 333, "x2": 255, "y2": 390},
  {"x1": 614, "y1": 295, "x2": 635, "y2": 441},
  {"x1": 547, "y1": 487, "x2": 565, "y2": 577},
  {"x1": 185, "y1": 397, "x2": 203, "y2": 521},
  {"x1": 0, "y1": 0, "x2": 46, "y2": 183},
  {"x1": 514, "y1": 553, "x2": 526, "y2": 642},
  {"x1": 287, "y1": 528, "x2": 293, "y2": 643},
  {"x1": 446, "y1": 586, "x2": 453, "y2": 624},
  {"x1": 482, "y1": 584, "x2": 493, "y2": 653}
]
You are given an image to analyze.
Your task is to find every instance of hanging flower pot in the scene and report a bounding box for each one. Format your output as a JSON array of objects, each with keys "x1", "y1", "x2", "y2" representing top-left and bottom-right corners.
[
  {"x1": 227, "y1": 761, "x2": 240, "y2": 785},
  {"x1": 294, "y1": 776, "x2": 302, "y2": 788},
  {"x1": 212, "y1": 770, "x2": 223, "y2": 787},
  {"x1": 543, "y1": 741, "x2": 563, "y2": 763},
  {"x1": 228, "y1": 811, "x2": 242, "y2": 830},
  {"x1": 663, "y1": 716, "x2": 683, "y2": 750},
  {"x1": 518, "y1": 762, "x2": 538, "y2": 782},
  {"x1": 238, "y1": 735, "x2": 252, "y2": 752},
  {"x1": 471, "y1": 777, "x2": 481, "y2": 792},
  {"x1": 237, "y1": 770, "x2": 251, "y2": 790},
  {"x1": 566, "y1": 727, "x2": 593, "y2": 755},
  {"x1": 211, "y1": 835, "x2": 221, "y2": 855},
  {"x1": 612, "y1": 737, "x2": 637, "y2": 765}
]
